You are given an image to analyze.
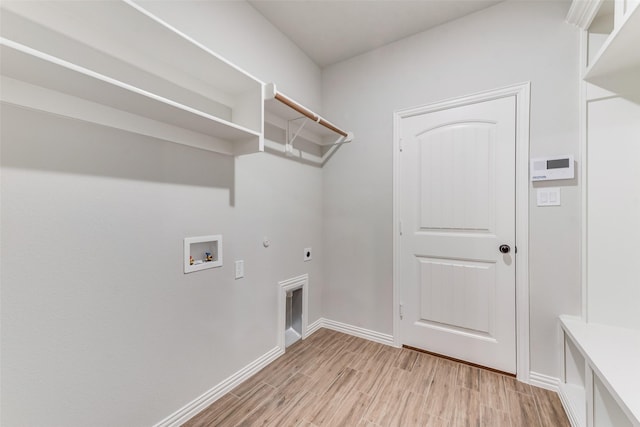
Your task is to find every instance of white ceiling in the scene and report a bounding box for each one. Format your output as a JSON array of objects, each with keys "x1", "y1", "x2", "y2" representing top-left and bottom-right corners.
[{"x1": 248, "y1": 0, "x2": 503, "y2": 67}]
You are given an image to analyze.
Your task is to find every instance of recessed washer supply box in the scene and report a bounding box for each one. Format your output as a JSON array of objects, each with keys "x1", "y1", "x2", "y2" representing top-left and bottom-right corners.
[
  {"x1": 530, "y1": 155, "x2": 574, "y2": 181},
  {"x1": 184, "y1": 235, "x2": 222, "y2": 273}
]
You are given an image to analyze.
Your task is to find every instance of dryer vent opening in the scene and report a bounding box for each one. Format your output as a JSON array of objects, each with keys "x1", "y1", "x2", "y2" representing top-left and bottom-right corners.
[
  {"x1": 285, "y1": 287, "x2": 303, "y2": 348},
  {"x1": 279, "y1": 274, "x2": 308, "y2": 351}
]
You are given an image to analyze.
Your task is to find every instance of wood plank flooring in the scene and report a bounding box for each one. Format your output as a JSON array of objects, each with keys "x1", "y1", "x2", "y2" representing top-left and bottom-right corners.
[{"x1": 183, "y1": 329, "x2": 570, "y2": 427}]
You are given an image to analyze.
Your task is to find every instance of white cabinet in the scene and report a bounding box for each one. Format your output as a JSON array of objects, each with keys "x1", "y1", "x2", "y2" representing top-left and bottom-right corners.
[
  {"x1": 560, "y1": 317, "x2": 640, "y2": 427},
  {"x1": 584, "y1": 4, "x2": 640, "y2": 79},
  {"x1": 0, "y1": 0, "x2": 264, "y2": 156},
  {"x1": 561, "y1": 333, "x2": 587, "y2": 427},
  {"x1": 581, "y1": 0, "x2": 640, "y2": 97},
  {"x1": 562, "y1": 1, "x2": 640, "y2": 426}
]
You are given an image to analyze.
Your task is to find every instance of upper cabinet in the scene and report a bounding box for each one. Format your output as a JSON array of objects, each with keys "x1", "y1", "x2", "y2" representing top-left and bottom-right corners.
[
  {"x1": 569, "y1": 0, "x2": 640, "y2": 97},
  {"x1": 585, "y1": 2, "x2": 640, "y2": 81},
  {"x1": 0, "y1": 0, "x2": 264, "y2": 155}
]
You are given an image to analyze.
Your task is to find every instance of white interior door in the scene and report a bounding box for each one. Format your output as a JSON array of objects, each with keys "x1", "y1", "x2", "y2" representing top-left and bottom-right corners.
[{"x1": 398, "y1": 96, "x2": 517, "y2": 373}]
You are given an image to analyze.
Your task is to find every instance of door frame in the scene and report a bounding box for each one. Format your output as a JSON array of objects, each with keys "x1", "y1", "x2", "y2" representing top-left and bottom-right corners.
[{"x1": 392, "y1": 82, "x2": 531, "y2": 381}]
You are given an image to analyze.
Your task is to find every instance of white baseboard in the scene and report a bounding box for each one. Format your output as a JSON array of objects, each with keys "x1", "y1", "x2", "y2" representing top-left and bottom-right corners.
[
  {"x1": 529, "y1": 371, "x2": 560, "y2": 392},
  {"x1": 153, "y1": 346, "x2": 283, "y2": 427},
  {"x1": 305, "y1": 318, "x2": 323, "y2": 337},
  {"x1": 317, "y1": 318, "x2": 395, "y2": 346},
  {"x1": 558, "y1": 382, "x2": 585, "y2": 427},
  {"x1": 531, "y1": 372, "x2": 583, "y2": 427},
  {"x1": 154, "y1": 319, "x2": 392, "y2": 426}
]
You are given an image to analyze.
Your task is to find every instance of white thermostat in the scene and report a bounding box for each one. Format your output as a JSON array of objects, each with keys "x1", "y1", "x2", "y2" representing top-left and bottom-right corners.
[{"x1": 530, "y1": 155, "x2": 574, "y2": 181}]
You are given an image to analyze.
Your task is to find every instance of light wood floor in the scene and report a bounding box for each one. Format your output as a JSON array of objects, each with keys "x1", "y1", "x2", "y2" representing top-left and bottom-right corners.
[{"x1": 183, "y1": 329, "x2": 570, "y2": 427}]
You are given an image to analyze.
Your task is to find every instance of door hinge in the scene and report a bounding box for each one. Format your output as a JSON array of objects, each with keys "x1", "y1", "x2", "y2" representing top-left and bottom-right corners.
[
  {"x1": 399, "y1": 221, "x2": 403, "y2": 235},
  {"x1": 399, "y1": 303, "x2": 404, "y2": 319},
  {"x1": 399, "y1": 138, "x2": 403, "y2": 152}
]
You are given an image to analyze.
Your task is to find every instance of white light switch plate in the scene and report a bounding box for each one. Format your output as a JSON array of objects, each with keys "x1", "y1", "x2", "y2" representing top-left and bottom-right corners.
[
  {"x1": 235, "y1": 260, "x2": 244, "y2": 279},
  {"x1": 537, "y1": 187, "x2": 561, "y2": 206}
]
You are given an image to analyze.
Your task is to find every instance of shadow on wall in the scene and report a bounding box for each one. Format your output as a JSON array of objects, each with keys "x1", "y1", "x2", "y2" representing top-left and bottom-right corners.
[{"x1": 0, "y1": 104, "x2": 236, "y2": 206}]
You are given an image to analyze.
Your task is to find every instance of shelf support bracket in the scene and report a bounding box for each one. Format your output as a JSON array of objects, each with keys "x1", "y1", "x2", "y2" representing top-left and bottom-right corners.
[{"x1": 286, "y1": 117, "x2": 307, "y2": 156}]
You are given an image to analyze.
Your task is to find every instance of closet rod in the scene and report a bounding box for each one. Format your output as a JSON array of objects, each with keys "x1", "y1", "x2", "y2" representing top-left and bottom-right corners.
[{"x1": 265, "y1": 83, "x2": 349, "y2": 138}]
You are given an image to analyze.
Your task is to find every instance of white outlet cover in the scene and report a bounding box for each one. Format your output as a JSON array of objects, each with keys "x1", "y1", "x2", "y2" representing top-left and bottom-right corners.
[
  {"x1": 235, "y1": 260, "x2": 244, "y2": 279},
  {"x1": 303, "y1": 247, "x2": 312, "y2": 261}
]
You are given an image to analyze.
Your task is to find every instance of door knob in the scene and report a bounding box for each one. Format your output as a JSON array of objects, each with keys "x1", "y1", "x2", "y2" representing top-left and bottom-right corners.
[{"x1": 499, "y1": 244, "x2": 511, "y2": 254}]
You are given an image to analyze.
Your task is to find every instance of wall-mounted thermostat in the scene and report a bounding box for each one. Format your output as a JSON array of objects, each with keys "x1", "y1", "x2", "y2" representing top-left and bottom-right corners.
[{"x1": 530, "y1": 155, "x2": 574, "y2": 181}]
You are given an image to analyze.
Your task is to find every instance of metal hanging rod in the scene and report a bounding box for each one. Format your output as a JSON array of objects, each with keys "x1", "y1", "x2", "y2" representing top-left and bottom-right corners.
[{"x1": 264, "y1": 83, "x2": 353, "y2": 141}]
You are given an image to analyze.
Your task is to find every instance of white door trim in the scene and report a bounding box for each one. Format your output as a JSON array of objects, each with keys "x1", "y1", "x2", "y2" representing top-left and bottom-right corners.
[
  {"x1": 392, "y1": 82, "x2": 531, "y2": 382},
  {"x1": 278, "y1": 274, "x2": 309, "y2": 352}
]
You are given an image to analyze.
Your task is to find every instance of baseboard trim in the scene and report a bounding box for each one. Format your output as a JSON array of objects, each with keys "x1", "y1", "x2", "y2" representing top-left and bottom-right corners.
[
  {"x1": 557, "y1": 383, "x2": 584, "y2": 427},
  {"x1": 529, "y1": 371, "x2": 560, "y2": 392},
  {"x1": 530, "y1": 372, "x2": 584, "y2": 426},
  {"x1": 153, "y1": 346, "x2": 284, "y2": 427},
  {"x1": 319, "y1": 318, "x2": 395, "y2": 346},
  {"x1": 306, "y1": 318, "x2": 324, "y2": 337},
  {"x1": 154, "y1": 319, "x2": 392, "y2": 426}
]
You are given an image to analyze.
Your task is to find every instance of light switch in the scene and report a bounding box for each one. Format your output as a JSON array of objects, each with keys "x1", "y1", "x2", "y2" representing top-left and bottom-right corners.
[
  {"x1": 538, "y1": 190, "x2": 548, "y2": 204},
  {"x1": 537, "y1": 188, "x2": 561, "y2": 206}
]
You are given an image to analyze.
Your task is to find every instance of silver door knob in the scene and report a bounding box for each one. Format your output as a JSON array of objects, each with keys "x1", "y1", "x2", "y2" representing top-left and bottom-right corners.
[{"x1": 499, "y1": 244, "x2": 511, "y2": 254}]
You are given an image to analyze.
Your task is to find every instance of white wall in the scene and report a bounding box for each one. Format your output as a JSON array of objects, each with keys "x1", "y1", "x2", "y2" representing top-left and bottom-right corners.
[
  {"x1": 0, "y1": 2, "x2": 324, "y2": 426},
  {"x1": 137, "y1": 0, "x2": 322, "y2": 112},
  {"x1": 587, "y1": 93, "x2": 640, "y2": 330},
  {"x1": 321, "y1": 0, "x2": 581, "y2": 379}
]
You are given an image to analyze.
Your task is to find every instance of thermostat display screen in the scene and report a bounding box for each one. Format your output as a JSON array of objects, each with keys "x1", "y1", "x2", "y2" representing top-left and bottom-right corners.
[{"x1": 547, "y1": 158, "x2": 569, "y2": 169}]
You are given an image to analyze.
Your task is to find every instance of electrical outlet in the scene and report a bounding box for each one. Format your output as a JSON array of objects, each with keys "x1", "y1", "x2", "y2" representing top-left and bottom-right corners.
[
  {"x1": 303, "y1": 247, "x2": 312, "y2": 261},
  {"x1": 235, "y1": 260, "x2": 244, "y2": 279}
]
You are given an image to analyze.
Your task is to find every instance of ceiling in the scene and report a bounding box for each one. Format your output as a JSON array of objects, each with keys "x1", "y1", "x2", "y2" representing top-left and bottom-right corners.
[{"x1": 248, "y1": 0, "x2": 503, "y2": 67}]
